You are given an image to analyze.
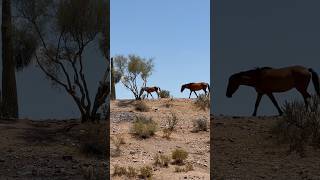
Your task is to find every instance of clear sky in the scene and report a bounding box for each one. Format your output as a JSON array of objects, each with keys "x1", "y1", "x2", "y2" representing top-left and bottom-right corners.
[
  {"x1": 212, "y1": 0, "x2": 320, "y2": 116},
  {"x1": 111, "y1": 0, "x2": 210, "y2": 99}
]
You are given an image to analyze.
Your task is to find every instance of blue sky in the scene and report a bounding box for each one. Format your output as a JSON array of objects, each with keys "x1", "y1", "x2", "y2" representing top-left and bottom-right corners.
[{"x1": 111, "y1": 0, "x2": 210, "y2": 99}]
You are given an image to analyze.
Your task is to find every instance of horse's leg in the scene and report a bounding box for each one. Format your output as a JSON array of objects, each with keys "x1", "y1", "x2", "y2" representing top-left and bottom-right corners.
[
  {"x1": 253, "y1": 93, "x2": 263, "y2": 116},
  {"x1": 194, "y1": 91, "x2": 198, "y2": 98},
  {"x1": 203, "y1": 88, "x2": 207, "y2": 95},
  {"x1": 147, "y1": 93, "x2": 149, "y2": 99},
  {"x1": 150, "y1": 93, "x2": 154, "y2": 99},
  {"x1": 267, "y1": 93, "x2": 283, "y2": 116},
  {"x1": 189, "y1": 91, "x2": 192, "y2": 98},
  {"x1": 296, "y1": 88, "x2": 311, "y2": 109}
]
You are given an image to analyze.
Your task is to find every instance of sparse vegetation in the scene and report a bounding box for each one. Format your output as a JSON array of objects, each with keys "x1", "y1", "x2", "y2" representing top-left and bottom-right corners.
[
  {"x1": 192, "y1": 118, "x2": 208, "y2": 132},
  {"x1": 140, "y1": 166, "x2": 153, "y2": 179},
  {"x1": 154, "y1": 154, "x2": 171, "y2": 168},
  {"x1": 272, "y1": 95, "x2": 320, "y2": 157},
  {"x1": 172, "y1": 148, "x2": 188, "y2": 165},
  {"x1": 82, "y1": 164, "x2": 107, "y2": 180},
  {"x1": 194, "y1": 94, "x2": 210, "y2": 110},
  {"x1": 131, "y1": 115, "x2": 158, "y2": 138},
  {"x1": 111, "y1": 135, "x2": 125, "y2": 157},
  {"x1": 174, "y1": 163, "x2": 194, "y2": 173},
  {"x1": 127, "y1": 166, "x2": 138, "y2": 178},
  {"x1": 113, "y1": 165, "x2": 127, "y2": 177},
  {"x1": 159, "y1": 90, "x2": 171, "y2": 98},
  {"x1": 80, "y1": 123, "x2": 107, "y2": 158},
  {"x1": 134, "y1": 100, "x2": 150, "y2": 112},
  {"x1": 162, "y1": 112, "x2": 179, "y2": 139}
]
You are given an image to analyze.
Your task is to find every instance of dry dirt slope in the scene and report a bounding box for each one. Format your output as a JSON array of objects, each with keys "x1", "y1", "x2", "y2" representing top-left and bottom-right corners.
[
  {"x1": 110, "y1": 98, "x2": 210, "y2": 179},
  {"x1": 213, "y1": 115, "x2": 320, "y2": 180}
]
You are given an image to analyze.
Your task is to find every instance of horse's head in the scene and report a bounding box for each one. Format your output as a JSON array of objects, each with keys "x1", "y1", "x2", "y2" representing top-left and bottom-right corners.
[
  {"x1": 181, "y1": 84, "x2": 186, "y2": 92},
  {"x1": 226, "y1": 74, "x2": 240, "y2": 98},
  {"x1": 156, "y1": 87, "x2": 161, "y2": 92}
]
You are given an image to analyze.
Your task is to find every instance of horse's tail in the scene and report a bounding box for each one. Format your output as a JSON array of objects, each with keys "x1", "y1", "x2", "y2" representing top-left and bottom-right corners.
[{"x1": 309, "y1": 68, "x2": 320, "y2": 96}]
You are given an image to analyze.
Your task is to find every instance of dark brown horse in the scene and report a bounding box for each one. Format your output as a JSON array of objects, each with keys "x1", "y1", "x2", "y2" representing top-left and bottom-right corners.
[
  {"x1": 140, "y1": 86, "x2": 161, "y2": 99},
  {"x1": 181, "y1": 82, "x2": 210, "y2": 98},
  {"x1": 226, "y1": 65, "x2": 320, "y2": 116}
]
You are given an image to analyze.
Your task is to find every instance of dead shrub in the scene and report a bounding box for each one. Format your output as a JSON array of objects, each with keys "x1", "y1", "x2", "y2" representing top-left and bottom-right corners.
[
  {"x1": 80, "y1": 123, "x2": 107, "y2": 159},
  {"x1": 194, "y1": 94, "x2": 210, "y2": 110},
  {"x1": 192, "y1": 118, "x2": 208, "y2": 132},
  {"x1": 139, "y1": 165, "x2": 153, "y2": 179},
  {"x1": 131, "y1": 115, "x2": 157, "y2": 139},
  {"x1": 111, "y1": 135, "x2": 125, "y2": 157},
  {"x1": 272, "y1": 95, "x2": 320, "y2": 157},
  {"x1": 134, "y1": 100, "x2": 150, "y2": 112},
  {"x1": 162, "y1": 112, "x2": 179, "y2": 139},
  {"x1": 154, "y1": 154, "x2": 171, "y2": 168},
  {"x1": 172, "y1": 148, "x2": 188, "y2": 165},
  {"x1": 127, "y1": 166, "x2": 138, "y2": 178}
]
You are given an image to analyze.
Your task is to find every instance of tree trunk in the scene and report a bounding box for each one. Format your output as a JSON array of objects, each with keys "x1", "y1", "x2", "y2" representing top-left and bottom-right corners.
[
  {"x1": 1, "y1": 0, "x2": 18, "y2": 118},
  {"x1": 110, "y1": 58, "x2": 116, "y2": 100}
]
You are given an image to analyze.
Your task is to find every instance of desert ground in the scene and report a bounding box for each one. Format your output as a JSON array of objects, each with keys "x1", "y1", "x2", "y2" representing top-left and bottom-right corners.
[
  {"x1": 212, "y1": 115, "x2": 320, "y2": 180},
  {"x1": 0, "y1": 118, "x2": 108, "y2": 180},
  {"x1": 110, "y1": 98, "x2": 210, "y2": 179}
]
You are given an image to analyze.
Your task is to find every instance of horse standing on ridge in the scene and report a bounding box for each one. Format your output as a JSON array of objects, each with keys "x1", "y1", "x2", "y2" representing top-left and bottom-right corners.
[
  {"x1": 140, "y1": 86, "x2": 161, "y2": 99},
  {"x1": 226, "y1": 65, "x2": 320, "y2": 116},
  {"x1": 181, "y1": 82, "x2": 210, "y2": 98}
]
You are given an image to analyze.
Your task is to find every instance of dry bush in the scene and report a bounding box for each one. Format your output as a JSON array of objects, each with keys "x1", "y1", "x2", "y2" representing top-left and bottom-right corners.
[
  {"x1": 131, "y1": 115, "x2": 158, "y2": 139},
  {"x1": 162, "y1": 112, "x2": 179, "y2": 139},
  {"x1": 80, "y1": 123, "x2": 107, "y2": 159},
  {"x1": 185, "y1": 162, "x2": 194, "y2": 172},
  {"x1": 172, "y1": 148, "x2": 188, "y2": 165},
  {"x1": 164, "y1": 102, "x2": 172, "y2": 108},
  {"x1": 174, "y1": 163, "x2": 193, "y2": 173},
  {"x1": 134, "y1": 100, "x2": 150, "y2": 112},
  {"x1": 111, "y1": 135, "x2": 125, "y2": 157},
  {"x1": 82, "y1": 164, "x2": 108, "y2": 180},
  {"x1": 272, "y1": 95, "x2": 320, "y2": 157},
  {"x1": 194, "y1": 94, "x2": 210, "y2": 110},
  {"x1": 154, "y1": 154, "x2": 171, "y2": 168},
  {"x1": 139, "y1": 166, "x2": 153, "y2": 179},
  {"x1": 113, "y1": 165, "x2": 127, "y2": 177},
  {"x1": 192, "y1": 118, "x2": 208, "y2": 132},
  {"x1": 159, "y1": 90, "x2": 170, "y2": 98},
  {"x1": 127, "y1": 166, "x2": 138, "y2": 178}
]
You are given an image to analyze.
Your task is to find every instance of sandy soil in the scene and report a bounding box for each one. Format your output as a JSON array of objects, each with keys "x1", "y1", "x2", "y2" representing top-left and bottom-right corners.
[
  {"x1": 0, "y1": 118, "x2": 108, "y2": 180},
  {"x1": 110, "y1": 98, "x2": 210, "y2": 179},
  {"x1": 212, "y1": 115, "x2": 320, "y2": 180}
]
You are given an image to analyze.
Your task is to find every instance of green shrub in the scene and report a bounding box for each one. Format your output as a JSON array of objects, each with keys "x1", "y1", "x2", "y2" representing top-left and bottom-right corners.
[
  {"x1": 194, "y1": 94, "x2": 210, "y2": 110},
  {"x1": 172, "y1": 149, "x2": 188, "y2": 165},
  {"x1": 159, "y1": 90, "x2": 170, "y2": 98},
  {"x1": 131, "y1": 116, "x2": 157, "y2": 139}
]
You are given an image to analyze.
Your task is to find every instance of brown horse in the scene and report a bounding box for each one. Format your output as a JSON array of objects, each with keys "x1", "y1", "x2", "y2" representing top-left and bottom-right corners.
[
  {"x1": 226, "y1": 65, "x2": 320, "y2": 116},
  {"x1": 181, "y1": 82, "x2": 210, "y2": 98},
  {"x1": 140, "y1": 86, "x2": 161, "y2": 99}
]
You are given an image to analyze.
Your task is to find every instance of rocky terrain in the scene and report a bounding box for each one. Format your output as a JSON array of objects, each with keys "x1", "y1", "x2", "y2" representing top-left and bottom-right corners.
[
  {"x1": 110, "y1": 98, "x2": 210, "y2": 179},
  {"x1": 212, "y1": 115, "x2": 320, "y2": 179},
  {"x1": 0, "y1": 118, "x2": 108, "y2": 180}
]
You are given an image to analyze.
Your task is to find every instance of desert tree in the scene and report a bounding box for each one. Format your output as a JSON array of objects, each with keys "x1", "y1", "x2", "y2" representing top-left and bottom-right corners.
[
  {"x1": 2, "y1": 0, "x2": 19, "y2": 118},
  {"x1": 14, "y1": 0, "x2": 109, "y2": 123},
  {"x1": 113, "y1": 54, "x2": 154, "y2": 100}
]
